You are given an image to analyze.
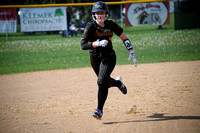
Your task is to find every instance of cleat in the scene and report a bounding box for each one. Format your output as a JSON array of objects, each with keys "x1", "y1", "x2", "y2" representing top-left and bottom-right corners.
[
  {"x1": 116, "y1": 76, "x2": 127, "y2": 94},
  {"x1": 93, "y1": 109, "x2": 103, "y2": 120}
]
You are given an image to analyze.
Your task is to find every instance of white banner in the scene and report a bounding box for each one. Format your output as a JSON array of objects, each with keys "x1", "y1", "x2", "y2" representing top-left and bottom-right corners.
[
  {"x1": 20, "y1": 7, "x2": 67, "y2": 32},
  {"x1": 126, "y1": 2, "x2": 169, "y2": 26},
  {"x1": 0, "y1": 8, "x2": 16, "y2": 33}
]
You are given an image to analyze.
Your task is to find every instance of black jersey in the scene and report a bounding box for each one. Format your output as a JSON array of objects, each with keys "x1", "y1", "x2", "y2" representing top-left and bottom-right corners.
[{"x1": 81, "y1": 19, "x2": 123, "y2": 56}]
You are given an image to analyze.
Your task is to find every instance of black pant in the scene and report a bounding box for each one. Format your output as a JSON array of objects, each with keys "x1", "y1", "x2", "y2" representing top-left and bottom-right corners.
[{"x1": 90, "y1": 52, "x2": 121, "y2": 112}]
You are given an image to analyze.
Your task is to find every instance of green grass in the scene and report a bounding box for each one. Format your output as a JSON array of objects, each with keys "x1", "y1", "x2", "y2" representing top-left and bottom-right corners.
[{"x1": 0, "y1": 14, "x2": 200, "y2": 74}]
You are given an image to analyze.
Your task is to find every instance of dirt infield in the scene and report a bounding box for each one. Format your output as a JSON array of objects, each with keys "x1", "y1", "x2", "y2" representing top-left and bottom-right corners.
[{"x1": 0, "y1": 61, "x2": 200, "y2": 133}]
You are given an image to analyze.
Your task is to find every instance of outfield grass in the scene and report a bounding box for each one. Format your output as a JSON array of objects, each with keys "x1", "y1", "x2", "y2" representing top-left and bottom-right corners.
[{"x1": 0, "y1": 14, "x2": 200, "y2": 74}]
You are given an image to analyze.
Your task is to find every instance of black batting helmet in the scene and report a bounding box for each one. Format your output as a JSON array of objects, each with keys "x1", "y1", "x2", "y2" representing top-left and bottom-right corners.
[{"x1": 92, "y1": 1, "x2": 109, "y2": 20}]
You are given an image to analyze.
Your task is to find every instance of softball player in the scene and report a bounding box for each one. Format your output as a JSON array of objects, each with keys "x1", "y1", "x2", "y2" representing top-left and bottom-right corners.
[{"x1": 81, "y1": 1, "x2": 137, "y2": 120}]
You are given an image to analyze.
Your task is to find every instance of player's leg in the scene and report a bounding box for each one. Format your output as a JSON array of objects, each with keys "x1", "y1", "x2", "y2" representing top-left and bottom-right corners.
[
  {"x1": 90, "y1": 56, "x2": 101, "y2": 76},
  {"x1": 107, "y1": 77, "x2": 127, "y2": 94},
  {"x1": 90, "y1": 56, "x2": 104, "y2": 119},
  {"x1": 96, "y1": 55, "x2": 116, "y2": 111},
  {"x1": 91, "y1": 54, "x2": 116, "y2": 119}
]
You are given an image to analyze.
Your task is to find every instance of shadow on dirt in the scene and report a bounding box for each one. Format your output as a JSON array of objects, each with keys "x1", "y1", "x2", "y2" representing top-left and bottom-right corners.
[{"x1": 103, "y1": 113, "x2": 200, "y2": 125}]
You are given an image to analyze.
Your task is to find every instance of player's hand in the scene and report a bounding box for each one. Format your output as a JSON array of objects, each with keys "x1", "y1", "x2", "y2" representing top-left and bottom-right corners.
[
  {"x1": 97, "y1": 40, "x2": 108, "y2": 47},
  {"x1": 128, "y1": 50, "x2": 137, "y2": 67}
]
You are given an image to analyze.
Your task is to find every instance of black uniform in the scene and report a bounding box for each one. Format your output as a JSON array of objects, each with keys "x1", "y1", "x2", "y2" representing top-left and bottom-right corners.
[{"x1": 81, "y1": 19, "x2": 123, "y2": 111}]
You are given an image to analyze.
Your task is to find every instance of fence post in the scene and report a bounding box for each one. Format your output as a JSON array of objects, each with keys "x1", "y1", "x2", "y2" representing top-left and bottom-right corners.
[{"x1": 120, "y1": 3, "x2": 123, "y2": 28}]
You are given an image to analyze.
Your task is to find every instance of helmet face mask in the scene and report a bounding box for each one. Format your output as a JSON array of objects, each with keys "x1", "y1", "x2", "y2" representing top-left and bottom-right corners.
[
  {"x1": 92, "y1": 1, "x2": 109, "y2": 22},
  {"x1": 93, "y1": 12, "x2": 106, "y2": 22}
]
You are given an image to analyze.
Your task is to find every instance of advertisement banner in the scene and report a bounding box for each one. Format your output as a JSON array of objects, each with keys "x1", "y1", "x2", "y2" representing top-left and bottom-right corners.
[
  {"x1": 125, "y1": 2, "x2": 170, "y2": 26},
  {"x1": 0, "y1": 8, "x2": 16, "y2": 33},
  {"x1": 20, "y1": 7, "x2": 67, "y2": 32}
]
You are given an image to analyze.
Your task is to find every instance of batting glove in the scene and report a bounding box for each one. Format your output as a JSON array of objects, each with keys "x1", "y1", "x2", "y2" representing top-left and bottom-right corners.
[
  {"x1": 128, "y1": 50, "x2": 137, "y2": 67},
  {"x1": 97, "y1": 40, "x2": 108, "y2": 47}
]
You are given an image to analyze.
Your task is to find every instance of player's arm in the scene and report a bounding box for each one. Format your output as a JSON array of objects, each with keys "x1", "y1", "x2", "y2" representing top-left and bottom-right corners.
[
  {"x1": 81, "y1": 22, "x2": 95, "y2": 50},
  {"x1": 81, "y1": 22, "x2": 108, "y2": 50},
  {"x1": 119, "y1": 32, "x2": 138, "y2": 67},
  {"x1": 119, "y1": 32, "x2": 132, "y2": 50},
  {"x1": 81, "y1": 38, "x2": 93, "y2": 50},
  {"x1": 81, "y1": 38, "x2": 108, "y2": 49}
]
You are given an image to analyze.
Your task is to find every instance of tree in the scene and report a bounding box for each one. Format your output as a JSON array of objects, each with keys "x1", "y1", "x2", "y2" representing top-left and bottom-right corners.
[{"x1": 55, "y1": 8, "x2": 64, "y2": 17}]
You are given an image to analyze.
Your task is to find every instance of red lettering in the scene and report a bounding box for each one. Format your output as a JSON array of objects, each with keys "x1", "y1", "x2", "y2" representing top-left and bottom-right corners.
[
  {"x1": 134, "y1": 6, "x2": 145, "y2": 14},
  {"x1": 146, "y1": 3, "x2": 160, "y2": 9}
]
